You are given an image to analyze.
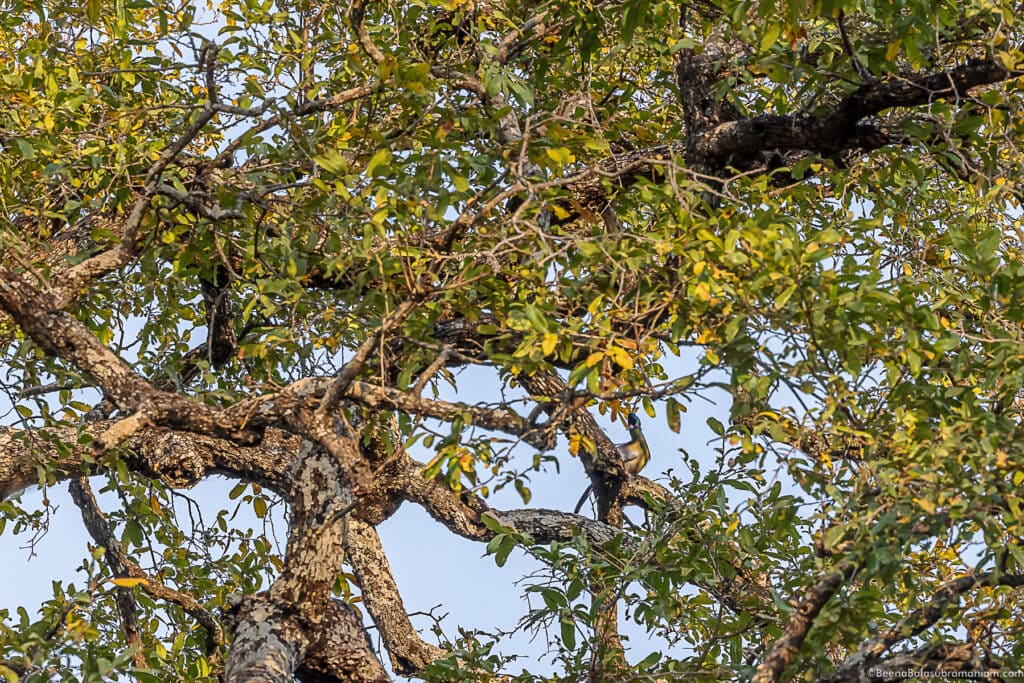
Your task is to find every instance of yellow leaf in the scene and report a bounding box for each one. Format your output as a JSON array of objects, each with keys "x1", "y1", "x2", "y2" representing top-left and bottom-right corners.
[
  {"x1": 692, "y1": 282, "x2": 711, "y2": 302},
  {"x1": 998, "y1": 50, "x2": 1018, "y2": 70},
  {"x1": 545, "y1": 147, "x2": 576, "y2": 165},
  {"x1": 914, "y1": 497, "x2": 936, "y2": 514},
  {"x1": 541, "y1": 333, "x2": 558, "y2": 356},
  {"x1": 606, "y1": 345, "x2": 634, "y2": 370},
  {"x1": 585, "y1": 351, "x2": 604, "y2": 367},
  {"x1": 551, "y1": 204, "x2": 571, "y2": 220},
  {"x1": 111, "y1": 577, "x2": 148, "y2": 588}
]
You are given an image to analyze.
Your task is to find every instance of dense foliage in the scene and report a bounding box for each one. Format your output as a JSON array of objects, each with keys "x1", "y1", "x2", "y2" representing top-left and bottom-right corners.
[{"x1": 1, "y1": 0, "x2": 1023, "y2": 680}]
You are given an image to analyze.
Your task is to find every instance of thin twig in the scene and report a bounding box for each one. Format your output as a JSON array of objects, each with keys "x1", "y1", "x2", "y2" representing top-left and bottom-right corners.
[
  {"x1": 837, "y1": 11, "x2": 869, "y2": 81},
  {"x1": 317, "y1": 299, "x2": 420, "y2": 419}
]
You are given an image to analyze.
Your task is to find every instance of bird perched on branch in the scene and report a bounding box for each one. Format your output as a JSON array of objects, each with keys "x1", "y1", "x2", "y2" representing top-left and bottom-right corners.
[{"x1": 573, "y1": 412, "x2": 650, "y2": 515}]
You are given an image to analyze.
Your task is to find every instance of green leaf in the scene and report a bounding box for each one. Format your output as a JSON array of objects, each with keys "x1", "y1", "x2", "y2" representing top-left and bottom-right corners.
[
  {"x1": 760, "y1": 23, "x2": 783, "y2": 52},
  {"x1": 621, "y1": 0, "x2": 650, "y2": 45},
  {"x1": 560, "y1": 618, "x2": 576, "y2": 649},
  {"x1": 524, "y1": 304, "x2": 547, "y2": 333},
  {"x1": 85, "y1": 0, "x2": 101, "y2": 24},
  {"x1": 480, "y1": 514, "x2": 510, "y2": 533},
  {"x1": 14, "y1": 139, "x2": 34, "y2": 159},
  {"x1": 366, "y1": 149, "x2": 392, "y2": 176},
  {"x1": 514, "y1": 479, "x2": 532, "y2": 504},
  {"x1": 707, "y1": 417, "x2": 725, "y2": 436},
  {"x1": 666, "y1": 397, "x2": 682, "y2": 433},
  {"x1": 314, "y1": 150, "x2": 348, "y2": 174},
  {"x1": 494, "y1": 537, "x2": 514, "y2": 567},
  {"x1": 123, "y1": 520, "x2": 144, "y2": 548}
]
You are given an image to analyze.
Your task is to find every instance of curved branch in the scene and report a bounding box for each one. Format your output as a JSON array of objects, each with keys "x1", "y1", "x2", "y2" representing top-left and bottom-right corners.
[
  {"x1": 694, "y1": 54, "x2": 1023, "y2": 169},
  {"x1": 348, "y1": 0, "x2": 387, "y2": 65},
  {"x1": 69, "y1": 478, "x2": 225, "y2": 658},
  {"x1": 69, "y1": 478, "x2": 146, "y2": 668},
  {"x1": 752, "y1": 560, "x2": 860, "y2": 683},
  {"x1": 344, "y1": 518, "x2": 444, "y2": 675},
  {"x1": 225, "y1": 439, "x2": 387, "y2": 681},
  {"x1": 58, "y1": 45, "x2": 223, "y2": 306},
  {"x1": 0, "y1": 423, "x2": 296, "y2": 501},
  {"x1": 853, "y1": 571, "x2": 1024, "y2": 664},
  {"x1": 0, "y1": 271, "x2": 264, "y2": 447}
]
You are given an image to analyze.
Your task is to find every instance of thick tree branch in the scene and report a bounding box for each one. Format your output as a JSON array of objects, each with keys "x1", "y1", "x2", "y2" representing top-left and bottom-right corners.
[
  {"x1": 344, "y1": 518, "x2": 444, "y2": 675},
  {"x1": 0, "y1": 423, "x2": 297, "y2": 501},
  {"x1": 693, "y1": 55, "x2": 1023, "y2": 170},
  {"x1": 517, "y1": 370, "x2": 628, "y2": 523},
  {"x1": 816, "y1": 643, "x2": 1001, "y2": 683},
  {"x1": 751, "y1": 560, "x2": 860, "y2": 683},
  {"x1": 272, "y1": 441, "x2": 356, "y2": 606},
  {"x1": 225, "y1": 439, "x2": 386, "y2": 681},
  {"x1": 227, "y1": 376, "x2": 555, "y2": 451},
  {"x1": 224, "y1": 594, "x2": 388, "y2": 683},
  {"x1": 676, "y1": 25, "x2": 747, "y2": 137},
  {"x1": 0, "y1": 266, "x2": 268, "y2": 450}
]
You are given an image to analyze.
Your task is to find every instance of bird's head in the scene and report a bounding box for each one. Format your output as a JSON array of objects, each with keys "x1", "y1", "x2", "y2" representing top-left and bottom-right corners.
[{"x1": 626, "y1": 412, "x2": 641, "y2": 430}]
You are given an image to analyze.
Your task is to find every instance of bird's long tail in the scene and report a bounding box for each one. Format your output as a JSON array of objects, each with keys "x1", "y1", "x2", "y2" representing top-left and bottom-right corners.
[{"x1": 573, "y1": 484, "x2": 594, "y2": 515}]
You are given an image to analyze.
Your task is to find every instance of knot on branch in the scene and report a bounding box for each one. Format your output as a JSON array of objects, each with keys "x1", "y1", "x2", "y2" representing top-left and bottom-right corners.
[{"x1": 136, "y1": 430, "x2": 209, "y2": 488}]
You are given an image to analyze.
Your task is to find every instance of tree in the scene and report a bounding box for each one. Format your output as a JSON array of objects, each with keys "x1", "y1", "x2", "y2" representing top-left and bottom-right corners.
[{"x1": 1, "y1": 0, "x2": 1023, "y2": 680}]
